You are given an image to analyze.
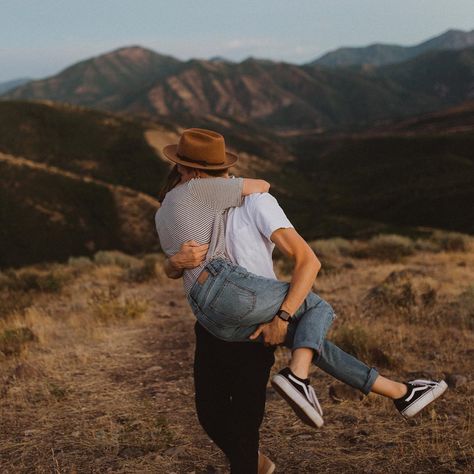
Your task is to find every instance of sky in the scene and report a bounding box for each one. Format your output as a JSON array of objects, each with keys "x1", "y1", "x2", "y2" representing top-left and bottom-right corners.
[{"x1": 0, "y1": 0, "x2": 473, "y2": 82}]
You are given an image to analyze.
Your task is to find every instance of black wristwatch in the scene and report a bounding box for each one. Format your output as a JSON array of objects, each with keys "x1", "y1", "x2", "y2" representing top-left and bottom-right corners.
[{"x1": 276, "y1": 309, "x2": 293, "y2": 323}]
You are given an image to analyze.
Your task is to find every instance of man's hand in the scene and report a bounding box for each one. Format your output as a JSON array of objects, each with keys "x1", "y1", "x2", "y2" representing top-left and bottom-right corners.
[
  {"x1": 170, "y1": 240, "x2": 209, "y2": 270},
  {"x1": 249, "y1": 316, "x2": 289, "y2": 346}
]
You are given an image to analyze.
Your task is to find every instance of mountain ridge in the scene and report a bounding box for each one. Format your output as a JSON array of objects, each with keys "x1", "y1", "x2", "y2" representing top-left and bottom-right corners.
[
  {"x1": 4, "y1": 46, "x2": 474, "y2": 132},
  {"x1": 311, "y1": 28, "x2": 474, "y2": 67}
]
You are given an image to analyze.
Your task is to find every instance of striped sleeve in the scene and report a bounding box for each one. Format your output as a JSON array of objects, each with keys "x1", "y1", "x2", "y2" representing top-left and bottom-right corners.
[{"x1": 188, "y1": 177, "x2": 244, "y2": 210}]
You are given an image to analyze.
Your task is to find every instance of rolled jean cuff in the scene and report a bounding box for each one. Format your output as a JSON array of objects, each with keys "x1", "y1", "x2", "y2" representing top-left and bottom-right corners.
[
  {"x1": 291, "y1": 339, "x2": 323, "y2": 354},
  {"x1": 361, "y1": 367, "x2": 379, "y2": 395}
]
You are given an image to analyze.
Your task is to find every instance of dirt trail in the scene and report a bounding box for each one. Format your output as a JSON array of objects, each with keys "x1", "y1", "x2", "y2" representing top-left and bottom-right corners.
[{"x1": 1, "y1": 255, "x2": 473, "y2": 473}]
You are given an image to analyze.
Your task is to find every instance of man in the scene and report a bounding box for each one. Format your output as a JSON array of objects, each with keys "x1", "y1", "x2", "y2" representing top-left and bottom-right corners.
[
  {"x1": 159, "y1": 132, "x2": 446, "y2": 472},
  {"x1": 164, "y1": 191, "x2": 296, "y2": 474}
]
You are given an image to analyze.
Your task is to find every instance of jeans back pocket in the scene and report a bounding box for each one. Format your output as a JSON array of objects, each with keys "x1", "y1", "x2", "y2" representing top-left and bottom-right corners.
[{"x1": 208, "y1": 278, "x2": 256, "y2": 327}]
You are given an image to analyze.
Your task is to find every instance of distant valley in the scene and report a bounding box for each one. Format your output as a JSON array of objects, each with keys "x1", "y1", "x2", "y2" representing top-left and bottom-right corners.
[{"x1": 1, "y1": 99, "x2": 473, "y2": 267}]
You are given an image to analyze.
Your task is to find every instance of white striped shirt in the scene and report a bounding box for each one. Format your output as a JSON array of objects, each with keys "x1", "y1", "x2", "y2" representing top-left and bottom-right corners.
[{"x1": 154, "y1": 177, "x2": 244, "y2": 294}]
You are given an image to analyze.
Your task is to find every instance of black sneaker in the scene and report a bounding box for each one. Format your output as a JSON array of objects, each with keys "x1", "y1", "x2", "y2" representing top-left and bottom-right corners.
[
  {"x1": 394, "y1": 379, "x2": 448, "y2": 417},
  {"x1": 271, "y1": 367, "x2": 324, "y2": 428}
]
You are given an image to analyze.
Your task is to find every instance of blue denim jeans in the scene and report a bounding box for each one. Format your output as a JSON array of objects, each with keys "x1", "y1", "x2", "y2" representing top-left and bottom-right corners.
[{"x1": 188, "y1": 258, "x2": 378, "y2": 394}]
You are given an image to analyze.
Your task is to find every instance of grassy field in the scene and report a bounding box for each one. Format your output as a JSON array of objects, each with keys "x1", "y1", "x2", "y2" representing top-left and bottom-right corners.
[{"x1": 0, "y1": 234, "x2": 473, "y2": 473}]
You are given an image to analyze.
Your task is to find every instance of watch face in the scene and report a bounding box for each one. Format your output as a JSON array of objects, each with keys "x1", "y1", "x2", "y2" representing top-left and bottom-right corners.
[{"x1": 278, "y1": 310, "x2": 291, "y2": 321}]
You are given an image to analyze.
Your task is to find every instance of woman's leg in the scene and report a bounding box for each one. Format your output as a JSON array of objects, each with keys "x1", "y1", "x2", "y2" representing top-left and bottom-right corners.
[
  {"x1": 370, "y1": 375, "x2": 407, "y2": 398},
  {"x1": 285, "y1": 323, "x2": 407, "y2": 398}
]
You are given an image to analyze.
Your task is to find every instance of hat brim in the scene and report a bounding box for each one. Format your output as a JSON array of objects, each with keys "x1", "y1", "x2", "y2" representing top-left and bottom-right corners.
[{"x1": 162, "y1": 144, "x2": 238, "y2": 170}]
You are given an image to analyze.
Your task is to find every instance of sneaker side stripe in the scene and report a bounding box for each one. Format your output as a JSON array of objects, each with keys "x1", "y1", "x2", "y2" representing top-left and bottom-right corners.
[
  {"x1": 288, "y1": 374, "x2": 311, "y2": 402},
  {"x1": 405, "y1": 385, "x2": 428, "y2": 402}
]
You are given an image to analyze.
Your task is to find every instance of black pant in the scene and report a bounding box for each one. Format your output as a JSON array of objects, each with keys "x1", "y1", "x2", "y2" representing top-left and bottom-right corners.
[{"x1": 194, "y1": 321, "x2": 275, "y2": 474}]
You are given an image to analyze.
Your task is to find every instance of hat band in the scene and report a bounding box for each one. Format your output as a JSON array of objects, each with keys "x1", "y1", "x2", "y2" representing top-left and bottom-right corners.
[{"x1": 177, "y1": 152, "x2": 225, "y2": 167}]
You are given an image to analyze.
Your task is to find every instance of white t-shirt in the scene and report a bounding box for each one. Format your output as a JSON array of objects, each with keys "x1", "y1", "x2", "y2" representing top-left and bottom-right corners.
[{"x1": 225, "y1": 193, "x2": 294, "y2": 279}]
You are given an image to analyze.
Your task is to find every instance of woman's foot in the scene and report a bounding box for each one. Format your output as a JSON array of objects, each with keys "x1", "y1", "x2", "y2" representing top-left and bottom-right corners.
[
  {"x1": 394, "y1": 379, "x2": 448, "y2": 417},
  {"x1": 271, "y1": 367, "x2": 324, "y2": 428},
  {"x1": 258, "y1": 452, "x2": 275, "y2": 474}
]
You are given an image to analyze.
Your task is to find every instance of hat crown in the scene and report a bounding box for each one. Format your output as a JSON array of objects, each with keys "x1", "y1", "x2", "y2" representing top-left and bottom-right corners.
[{"x1": 177, "y1": 128, "x2": 226, "y2": 166}]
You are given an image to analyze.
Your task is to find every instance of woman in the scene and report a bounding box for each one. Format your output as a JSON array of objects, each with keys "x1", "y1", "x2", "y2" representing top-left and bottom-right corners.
[{"x1": 155, "y1": 128, "x2": 447, "y2": 429}]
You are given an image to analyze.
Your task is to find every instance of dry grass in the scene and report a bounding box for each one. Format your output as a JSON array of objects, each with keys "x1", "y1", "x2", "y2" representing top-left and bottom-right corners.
[{"x1": 0, "y1": 245, "x2": 473, "y2": 473}]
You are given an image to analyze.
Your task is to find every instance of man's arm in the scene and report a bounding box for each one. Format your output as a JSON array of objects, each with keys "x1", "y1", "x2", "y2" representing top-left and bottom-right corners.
[
  {"x1": 271, "y1": 228, "x2": 321, "y2": 315},
  {"x1": 164, "y1": 240, "x2": 209, "y2": 279},
  {"x1": 250, "y1": 228, "x2": 321, "y2": 345}
]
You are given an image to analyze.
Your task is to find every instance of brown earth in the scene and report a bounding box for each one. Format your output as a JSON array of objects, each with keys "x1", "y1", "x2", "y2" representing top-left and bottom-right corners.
[{"x1": 0, "y1": 248, "x2": 473, "y2": 473}]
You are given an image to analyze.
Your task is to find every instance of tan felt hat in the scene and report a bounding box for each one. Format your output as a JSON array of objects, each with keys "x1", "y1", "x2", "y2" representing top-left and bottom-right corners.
[{"x1": 162, "y1": 128, "x2": 238, "y2": 170}]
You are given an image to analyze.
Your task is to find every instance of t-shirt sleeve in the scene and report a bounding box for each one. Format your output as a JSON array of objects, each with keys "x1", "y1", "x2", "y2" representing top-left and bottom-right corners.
[
  {"x1": 250, "y1": 193, "x2": 294, "y2": 240},
  {"x1": 188, "y1": 177, "x2": 244, "y2": 210}
]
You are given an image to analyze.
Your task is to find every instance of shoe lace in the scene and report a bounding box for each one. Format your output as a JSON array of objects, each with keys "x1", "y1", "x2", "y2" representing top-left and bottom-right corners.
[{"x1": 307, "y1": 385, "x2": 323, "y2": 416}]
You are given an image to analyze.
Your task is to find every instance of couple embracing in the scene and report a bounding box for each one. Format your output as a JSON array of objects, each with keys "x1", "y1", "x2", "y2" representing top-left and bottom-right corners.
[{"x1": 154, "y1": 128, "x2": 447, "y2": 473}]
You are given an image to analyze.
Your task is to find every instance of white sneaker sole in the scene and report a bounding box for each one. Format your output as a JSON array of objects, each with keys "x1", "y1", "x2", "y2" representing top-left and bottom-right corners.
[
  {"x1": 271, "y1": 375, "x2": 324, "y2": 428},
  {"x1": 402, "y1": 380, "x2": 448, "y2": 417}
]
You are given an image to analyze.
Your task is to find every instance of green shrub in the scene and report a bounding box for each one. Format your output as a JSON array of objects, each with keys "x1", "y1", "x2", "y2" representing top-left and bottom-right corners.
[
  {"x1": 310, "y1": 237, "x2": 353, "y2": 259},
  {"x1": 352, "y1": 234, "x2": 414, "y2": 262},
  {"x1": 67, "y1": 256, "x2": 95, "y2": 270},
  {"x1": 366, "y1": 280, "x2": 416, "y2": 312},
  {"x1": 2, "y1": 268, "x2": 67, "y2": 293},
  {"x1": 93, "y1": 250, "x2": 141, "y2": 269},
  {"x1": 456, "y1": 286, "x2": 474, "y2": 329},
  {"x1": 88, "y1": 286, "x2": 148, "y2": 322},
  {"x1": 122, "y1": 255, "x2": 159, "y2": 283},
  {"x1": 331, "y1": 325, "x2": 396, "y2": 368},
  {"x1": 0, "y1": 289, "x2": 34, "y2": 319},
  {"x1": 429, "y1": 231, "x2": 472, "y2": 252},
  {"x1": 0, "y1": 326, "x2": 37, "y2": 356},
  {"x1": 414, "y1": 238, "x2": 442, "y2": 253}
]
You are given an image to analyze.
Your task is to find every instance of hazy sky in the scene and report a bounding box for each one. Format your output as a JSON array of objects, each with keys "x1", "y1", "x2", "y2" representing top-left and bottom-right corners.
[{"x1": 1, "y1": 0, "x2": 473, "y2": 82}]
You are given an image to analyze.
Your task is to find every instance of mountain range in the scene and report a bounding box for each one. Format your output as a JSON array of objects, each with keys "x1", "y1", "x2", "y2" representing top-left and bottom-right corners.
[
  {"x1": 4, "y1": 44, "x2": 474, "y2": 132},
  {"x1": 312, "y1": 28, "x2": 474, "y2": 67},
  {"x1": 1, "y1": 29, "x2": 474, "y2": 267}
]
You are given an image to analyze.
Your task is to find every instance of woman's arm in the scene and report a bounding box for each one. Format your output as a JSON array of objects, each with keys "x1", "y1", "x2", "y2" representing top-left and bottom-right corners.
[{"x1": 242, "y1": 178, "x2": 270, "y2": 196}]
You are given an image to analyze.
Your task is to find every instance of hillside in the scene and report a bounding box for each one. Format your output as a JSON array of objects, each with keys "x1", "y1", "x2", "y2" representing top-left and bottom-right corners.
[
  {"x1": 0, "y1": 101, "x2": 177, "y2": 267},
  {"x1": 285, "y1": 101, "x2": 474, "y2": 238},
  {"x1": 0, "y1": 100, "x2": 173, "y2": 196},
  {"x1": 368, "y1": 100, "x2": 474, "y2": 134},
  {"x1": 0, "y1": 151, "x2": 161, "y2": 267},
  {"x1": 1, "y1": 100, "x2": 473, "y2": 268},
  {"x1": 0, "y1": 101, "x2": 299, "y2": 268},
  {"x1": 312, "y1": 28, "x2": 474, "y2": 67},
  {"x1": 4, "y1": 46, "x2": 474, "y2": 132}
]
